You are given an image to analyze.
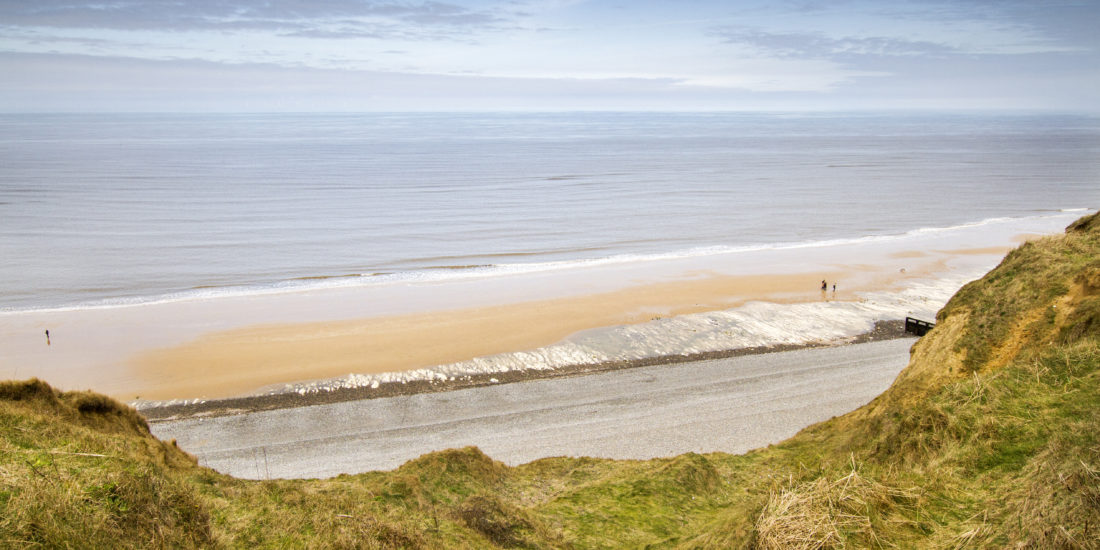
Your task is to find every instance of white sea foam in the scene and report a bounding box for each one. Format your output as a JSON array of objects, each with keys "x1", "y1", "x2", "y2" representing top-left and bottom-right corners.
[
  {"x1": 127, "y1": 210, "x2": 1078, "y2": 409},
  {"x1": 3, "y1": 211, "x2": 1083, "y2": 316},
  {"x1": 260, "y1": 265, "x2": 981, "y2": 398}
]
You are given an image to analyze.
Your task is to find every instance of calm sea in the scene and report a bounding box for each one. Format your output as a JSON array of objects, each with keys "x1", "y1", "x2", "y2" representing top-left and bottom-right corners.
[{"x1": 2, "y1": 112, "x2": 1098, "y2": 312}]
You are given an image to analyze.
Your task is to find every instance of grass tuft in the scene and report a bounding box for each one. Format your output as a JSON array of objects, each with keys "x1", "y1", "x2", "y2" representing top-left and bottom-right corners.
[
  {"x1": 754, "y1": 468, "x2": 921, "y2": 550},
  {"x1": 0, "y1": 378, "x2": 59, "y2": 403},
  {"x1": 454, "y1": 494, "x2": 547, "y2": 549}
]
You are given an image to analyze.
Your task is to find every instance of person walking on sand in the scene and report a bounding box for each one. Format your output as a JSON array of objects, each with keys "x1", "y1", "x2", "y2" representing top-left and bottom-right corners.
[
  {"x1": 833, "y1": 283, "x2": 837, "y2": 293},
  {"x1": 821, "y1": 280, "x2": 827, "y2": 292},
  {"x1": 45, "y1": 329, "x2": 50, "y2": 346}
]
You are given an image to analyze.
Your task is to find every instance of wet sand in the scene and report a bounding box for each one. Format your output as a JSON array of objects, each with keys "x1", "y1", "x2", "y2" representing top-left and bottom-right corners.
[
  {"x1": 130, "y1": 245, "x2": 990, "y2": 401},
  {"x1": 130, "y1": 271, "x2": 855, "y2": 401},
  {"x1": 1, "y1": 240, "x2": 1012, "y2": 403}
]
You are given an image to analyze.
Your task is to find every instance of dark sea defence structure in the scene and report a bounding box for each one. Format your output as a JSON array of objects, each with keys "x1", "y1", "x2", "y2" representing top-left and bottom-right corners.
[{"x1": 904, "y1": 316, "x2": 935, "y2": 336}]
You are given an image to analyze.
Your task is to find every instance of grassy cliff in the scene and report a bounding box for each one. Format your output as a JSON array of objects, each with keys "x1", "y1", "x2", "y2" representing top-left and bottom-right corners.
[{"x1": 3, "y1": 212, "x2": 1098, "y2": 548}]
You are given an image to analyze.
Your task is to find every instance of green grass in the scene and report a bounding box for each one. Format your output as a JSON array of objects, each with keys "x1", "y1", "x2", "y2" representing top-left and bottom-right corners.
[
  {"x1": 940, "y1": 216, "x2": 1100, "y2": 373},
  {"x1": 3, "y1": 212, "x2": 1099, "y2": 548}
]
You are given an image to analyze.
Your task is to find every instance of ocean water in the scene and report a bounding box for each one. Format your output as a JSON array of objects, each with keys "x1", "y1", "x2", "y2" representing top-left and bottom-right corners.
[{"x1": 2, "y1": 112, "x2": 1099, "y2": 314}]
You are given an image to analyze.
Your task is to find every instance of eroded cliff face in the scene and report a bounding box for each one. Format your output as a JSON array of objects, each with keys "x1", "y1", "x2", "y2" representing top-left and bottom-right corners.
[{"x1": 866, "y1": 211, "x2": 1100, "y2": 412}]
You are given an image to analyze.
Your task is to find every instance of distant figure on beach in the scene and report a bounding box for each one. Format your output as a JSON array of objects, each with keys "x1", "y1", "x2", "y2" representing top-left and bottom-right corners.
[
  {"x1": 821, "y1": 280, "x2": 827, "y2": 291},
  {"x1": 832, "y1": 283, "x2": 837, "y2": 293},
  {"x1": 45, "y1": 329, "x2": 50, "y2": 346}
]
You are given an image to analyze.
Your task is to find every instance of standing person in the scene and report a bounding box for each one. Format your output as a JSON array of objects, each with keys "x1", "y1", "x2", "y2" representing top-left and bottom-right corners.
[
  {"x1": 45, "y1": 329, "x2": 50, "y2": 346},
  {"x1": 832, "y1": 283, "x2": 837, "y2": 293},
  {"x1": 821, "y1": 280, "x2": 827, "y2": 292}
]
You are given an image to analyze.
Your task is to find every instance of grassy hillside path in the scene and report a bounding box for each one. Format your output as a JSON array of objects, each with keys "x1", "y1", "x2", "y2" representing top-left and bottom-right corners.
[{"x1": 151, "y1": 338, "x2": 915, "y2": 479}]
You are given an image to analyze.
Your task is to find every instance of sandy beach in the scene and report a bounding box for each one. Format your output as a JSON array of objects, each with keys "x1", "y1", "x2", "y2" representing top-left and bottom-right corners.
[
  {"x1": 125, "y1": 244, "x2": 1003, "y2": 401},
  {"x1": 129, "y1": 271, "x2": 852, "y2": 400},
  {"x1": 0, "y1": 239, "x2": 1013, "y2": 402},
  {"x1": 3, "y1": 112, "x2": 1094, "y2": 408}
]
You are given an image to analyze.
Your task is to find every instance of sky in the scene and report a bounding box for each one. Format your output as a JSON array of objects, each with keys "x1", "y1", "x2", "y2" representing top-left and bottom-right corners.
[{"x1": 0, "y1": 0, "x2": 1098, "y2": 112}]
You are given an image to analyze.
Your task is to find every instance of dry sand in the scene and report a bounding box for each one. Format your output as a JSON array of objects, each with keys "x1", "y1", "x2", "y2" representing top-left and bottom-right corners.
[
  {"x1": 129, "y1": 271, "x2": 862, "y2": 400},
  {"x1": 1, "y1": 241, "x2": 1012, "y2": 402},
  {"x1": 129, "y1": 243, "x2": 997, "y2": 401}
]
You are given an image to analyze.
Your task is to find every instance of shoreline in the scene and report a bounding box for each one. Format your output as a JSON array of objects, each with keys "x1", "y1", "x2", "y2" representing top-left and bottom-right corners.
[
  {"x1": 5, "y1": 213, "x2": 1060, "y2": 405},
  {"x1": 139, "y1": 319, "x2": 910, "y2": 421},
  {"x1": 127, "y1": 271, "x2": 863, "y2": 401},
  {"x1": 126, "y1": 240, "x2": 979, "y2": 404}
]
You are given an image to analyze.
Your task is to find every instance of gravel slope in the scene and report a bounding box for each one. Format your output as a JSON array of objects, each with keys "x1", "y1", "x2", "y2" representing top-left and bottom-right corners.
[{"x1": 151, "y1": 338, "x2": 915, "y2": 479}]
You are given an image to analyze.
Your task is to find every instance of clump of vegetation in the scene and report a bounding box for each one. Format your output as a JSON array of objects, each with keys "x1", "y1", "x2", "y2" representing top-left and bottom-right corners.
[
  {"x1": 2, "y1": 212, "x2": 1099, "y2": 548},
  {"x1": 754, "y1": 468, "x2": 921, "y2": 550},
  {"x1": 0, "y1": 379, "x2": 213, "y2": 548}
]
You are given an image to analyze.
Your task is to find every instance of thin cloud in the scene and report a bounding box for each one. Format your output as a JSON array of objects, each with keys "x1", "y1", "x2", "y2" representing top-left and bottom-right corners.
[
  {"x1": 282, "y1": 28, "x2": 392, "y2": 40},
  {"x1": 0, "y1": 0, "x2": 1096, "y2": 112},
  {"x1": 716, "y1": 0, "x2": 1092, "y2": 60},
  {"x1": 713, "y1": 27, "x2": 957, "y2": 59},
  {"x1": 0, "y1": 0, "x2": 504, "y2": 32}
]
